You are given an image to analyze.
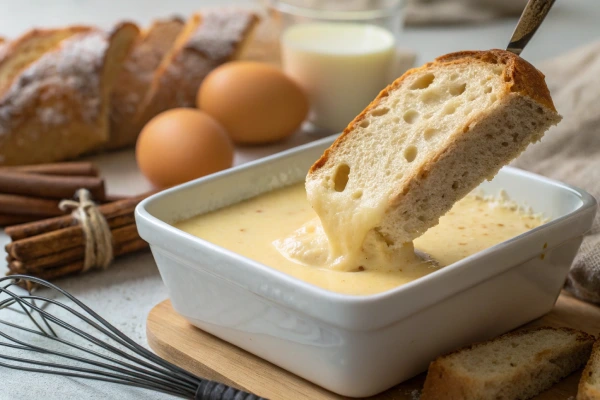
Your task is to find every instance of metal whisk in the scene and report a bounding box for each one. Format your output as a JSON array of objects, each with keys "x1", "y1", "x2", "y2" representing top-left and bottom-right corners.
[{"x1": 0, "y1": 275, "x2": 265, "y2": 400}]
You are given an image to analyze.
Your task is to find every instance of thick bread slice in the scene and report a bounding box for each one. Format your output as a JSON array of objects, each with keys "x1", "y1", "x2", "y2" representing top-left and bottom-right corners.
[
  {"x1": 0, "y1": 26, "x2": 92, "y2": 94},
  {"x1": 421, "y1": 327, "x2": 594, "y2": 400},
  {"x1": 135, "y1": 8, "x2": 258, "y2": 129},
  {"x1": 0, "y1": 23, "x2": 138, "y2": 165},
  {"x1": 578, "y1": 337, "x2": 600, "y2": 399},
  {"x1": 108, "y1": 17, "x2": 184, "y2": 150},
  {"x1": 305, "y1": 50, "x2": 561, "y2": 269}
]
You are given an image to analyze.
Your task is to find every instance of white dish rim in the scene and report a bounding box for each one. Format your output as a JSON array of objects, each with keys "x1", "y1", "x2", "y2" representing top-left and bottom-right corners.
[{"x1": 136, "y1": 134, "x2": 597, "y2": 305}]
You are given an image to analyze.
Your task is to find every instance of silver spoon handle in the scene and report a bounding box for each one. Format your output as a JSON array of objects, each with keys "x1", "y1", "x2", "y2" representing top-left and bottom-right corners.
[{"x1": 507, "y1": 0, "x2": 556, "y2": 56}]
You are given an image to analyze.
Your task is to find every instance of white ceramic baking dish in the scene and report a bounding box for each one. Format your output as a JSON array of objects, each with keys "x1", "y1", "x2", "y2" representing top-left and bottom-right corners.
[{"x1": 136, "y1": 135, "x2": 597, "y2": 398}]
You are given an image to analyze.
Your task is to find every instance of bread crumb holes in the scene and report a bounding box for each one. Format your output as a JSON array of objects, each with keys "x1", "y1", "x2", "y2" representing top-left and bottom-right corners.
[
  {"x1": 443, "y1": 103, "x2": 457, "y2": 115},
  {"x1": 404, "y1": 146, "x2": 418, "y2": 162},
  {"x1": 371, "y1": 107, "x2": 389, "y2": 117},
  {"x1": 484, "y1": 86, "x2": 492, "y2": 94},
  {"x1": 421, "y1": 89, "x2": 441, "y2": 104},
  {"x1": 333, "y1": 164, "x2": 350, "y2": 192},
  {"x1": 403, "y1": 110, "x2": 419, "y2": 124},
  {"x1": 352, "y1": 191, "x2": 363, "y2": 199},
  {"x1": 449, "y1": 83, "x2": 466, "y2": 96},
  {"x1": 423, "y1": 128, "x2": 438, "y2": 140},
  {"x1": 410, "y1": 73, "x2": 435, "y2": 90},
  {"x1": 359, "y1": 120, "x2": 370, "y2": 128}
]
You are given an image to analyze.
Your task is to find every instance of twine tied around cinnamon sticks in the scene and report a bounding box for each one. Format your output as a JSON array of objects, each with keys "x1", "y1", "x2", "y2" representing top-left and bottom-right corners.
[{"x1": 59, "y1": 189, "x2": 113, "y2": 272}]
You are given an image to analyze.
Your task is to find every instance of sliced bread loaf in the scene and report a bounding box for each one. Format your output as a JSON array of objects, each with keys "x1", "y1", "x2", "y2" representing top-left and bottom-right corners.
[
  {"x1": 421, "y1": 327, "x2": 594, "y2": 400},
  {"x1": 578, "y1": 337, "x2": 600, "y2": 399},
  {"x1": 108, "y1": 17, "x2": 184, "y2": 150},
  {"x1": 136, "y1": 8, "x2": 258, "y2": 130},
  {"x1": 305, "y1": 50, "x2": 561, "y2": 271},
  {"x1": 0, "y1": 23, "x2": 138, "y2": 165}
]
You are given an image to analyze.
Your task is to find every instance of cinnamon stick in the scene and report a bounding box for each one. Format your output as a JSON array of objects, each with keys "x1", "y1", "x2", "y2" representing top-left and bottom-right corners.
[
  {"x1": 103, "y1": 194, "x2": 129, "y2": 203},
  {"x1": 9, "y1": 237, "x2": 149, "y2": 273},
  {"x1": 0, "y1": 162, "x2": 99, "y2": 177},
  {"x1": 7, "y1": 239, "x2": 149, "y2": 279},
  {"x1": 4, "y1": 192, "x2": 153, "y2": 241},
  {"x1": 6, "y1": 223, "x2": 141, "y2": 261},
  {"x1": 0, "y1": 194, "x2": 63, "y2": 217},
  {"x1": 0, "y1": 213, "x2": 41, "y2": 226},
  {"x1": 0, "y1": 171, "x2": 106, "y2": 200}
]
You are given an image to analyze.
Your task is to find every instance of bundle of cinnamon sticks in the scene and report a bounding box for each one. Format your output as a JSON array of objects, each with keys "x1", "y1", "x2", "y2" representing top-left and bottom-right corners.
[
  {"x1": 5, "y1": 192, "x2": 151, "y2": 281},
  {"x1": 0, "y1": 162, "x2": 116, "y2": 226}
]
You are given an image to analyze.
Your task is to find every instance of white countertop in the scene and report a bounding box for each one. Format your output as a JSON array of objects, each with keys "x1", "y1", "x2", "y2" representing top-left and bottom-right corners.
[{"x1": 1, "y1": 0, "x2": 599, "y2": 398}]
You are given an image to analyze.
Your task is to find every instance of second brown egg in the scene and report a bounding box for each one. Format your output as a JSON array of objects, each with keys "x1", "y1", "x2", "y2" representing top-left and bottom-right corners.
[{"x1": 197, "y1": 61, "x2": 309, "y2": 145}]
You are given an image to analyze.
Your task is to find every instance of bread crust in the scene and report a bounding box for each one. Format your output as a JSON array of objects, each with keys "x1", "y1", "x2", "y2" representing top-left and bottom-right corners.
[
  {"x1": 0, "y1": 26, "x2": 93, "y2": 95},
  {"x1": 0, "y1": 23, "x2": 138, "y2": 165},
  {"x1": 135, "y1": 9, "x2": 258, "y2": 130},
  {"x1": 421, "y1": 327, "x2": 594, "y2": 400},
  {"x1": 309, "y1": 49, "x2": 556, "y2": 175},
  {"x1": 578, "y1": 336, "x2": 600, "y2": 400},
  {"x1": 108, "y1": 17, "x2": 184, "y2": 149}
]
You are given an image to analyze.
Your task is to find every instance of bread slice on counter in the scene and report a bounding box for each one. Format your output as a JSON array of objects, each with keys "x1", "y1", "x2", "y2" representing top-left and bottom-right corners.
[
  {"x1": 306, "y1": 50, "x2": 562, "y2": 248},
  {"x1": 108, "y1": 17, "x2": 184, "y2": 150},
  {"x1": 136, "y1": 8, "x2": 258, "y2": 128},
  {"x1": 0, "y1": 23, "x2": 138, "y2": 165},
  {"x1": 421, "y1": 327, "x2": 594, "y2": 400},
  {"x1": 578, "y1": 337, "x2": 600, "y2": 399}
]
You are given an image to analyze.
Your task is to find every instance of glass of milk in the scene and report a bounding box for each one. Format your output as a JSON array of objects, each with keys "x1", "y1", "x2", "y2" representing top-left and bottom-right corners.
[{"x1": 271, "y1": 0, "x2": 412, "y2": 134}]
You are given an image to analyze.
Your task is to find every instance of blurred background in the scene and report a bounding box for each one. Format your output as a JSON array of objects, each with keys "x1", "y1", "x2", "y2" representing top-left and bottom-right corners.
[{"x1": 0, "y1": 0, "x2": 598, "y2": 64}]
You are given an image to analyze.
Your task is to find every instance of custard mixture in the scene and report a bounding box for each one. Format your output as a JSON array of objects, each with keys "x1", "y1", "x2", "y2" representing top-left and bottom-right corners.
[{"x1": 174, "y1": 183, "x2": 542, "y2": 296}]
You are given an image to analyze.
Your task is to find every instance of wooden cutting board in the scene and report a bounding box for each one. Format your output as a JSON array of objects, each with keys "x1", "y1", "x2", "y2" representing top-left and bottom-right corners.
[{"x1": 147, "y1": 293, "x2": 600, "y2": 400}]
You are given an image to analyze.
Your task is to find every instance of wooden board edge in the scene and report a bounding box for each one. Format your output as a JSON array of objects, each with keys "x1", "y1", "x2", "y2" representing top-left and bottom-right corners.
[{"x1": 146, "y1": 301, "x2": 248, "y2": 392}]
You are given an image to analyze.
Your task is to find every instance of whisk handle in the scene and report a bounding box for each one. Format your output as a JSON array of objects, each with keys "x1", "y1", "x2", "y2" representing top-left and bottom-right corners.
[{"x1": 195, "y1": 381, "x2": 267, "y2": 400}]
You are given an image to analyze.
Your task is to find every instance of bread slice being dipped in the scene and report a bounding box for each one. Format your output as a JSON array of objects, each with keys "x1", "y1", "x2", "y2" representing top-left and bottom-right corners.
[{"x1": 305, "y1": 50, "x2": 561, "y2": 267}]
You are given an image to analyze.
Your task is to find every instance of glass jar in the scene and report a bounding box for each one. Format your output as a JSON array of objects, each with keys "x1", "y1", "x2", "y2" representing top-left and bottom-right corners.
[{"x1": 268, "y1": 0, "x2": 412, "y2": 134}]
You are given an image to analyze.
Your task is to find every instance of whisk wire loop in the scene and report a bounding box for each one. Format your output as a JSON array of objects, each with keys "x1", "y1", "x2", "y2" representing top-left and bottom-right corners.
[{"x1": 0, "y1": 275, "x2": 267, "y2": 400}]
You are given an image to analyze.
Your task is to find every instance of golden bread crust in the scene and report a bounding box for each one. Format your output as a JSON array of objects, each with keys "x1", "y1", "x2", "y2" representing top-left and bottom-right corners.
[
  {"x1": 309, "y1": 49, "x2": 556, "y2": 174},
  {"x1": 0, "y1": 23, "x2": 138, "y2": 165},
  {"x1": 108, "y1": 17, "x2": 184, "y2": 149},
  {"x1": 135, "y1": 9, "x2": 258, "y2": 131},
  {"x1": 422, "y1": 327, "x2": 594, "y2": 400},
  {"x1": 578, "y1": 337, "x2": 600, "y2": 400},
  {"x1": 0, "y1": 26, "x2": 93, "y2": 95}
]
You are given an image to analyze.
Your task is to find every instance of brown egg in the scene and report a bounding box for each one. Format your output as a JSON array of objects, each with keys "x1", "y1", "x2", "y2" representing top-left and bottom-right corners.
[
  {"x1": 197, "y1": 61, "x2": 309, "y2": 144},
  {"x1": 136, "y1": 108, "x2": 234, "y2": 188}
]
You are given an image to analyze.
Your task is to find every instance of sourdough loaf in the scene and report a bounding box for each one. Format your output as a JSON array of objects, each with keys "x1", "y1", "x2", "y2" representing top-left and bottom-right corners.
[
  {"x1": 421, "y1": 327, "x2": 594, "y2": 400},
  {"x1": 136, "y1": 8, "x2": 258, "y2": 128},
  {"x1": 305, "y1": 50, "x2": 562, "y2": 266},
  {"x1": 578, "y1": 337, "x2": 600, "y2": 399},
  {"x1": 108, "y1": 17, "x2": 184, "y2": 150},
  {"x1": 0, "y1": 23, "x2": 138, "y2": 165}
]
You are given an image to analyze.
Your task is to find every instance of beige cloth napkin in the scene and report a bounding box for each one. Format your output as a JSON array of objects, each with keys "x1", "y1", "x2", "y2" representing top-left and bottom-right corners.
[{"x1": 512, "y1": 41, "x2": 600, "y2": 303}]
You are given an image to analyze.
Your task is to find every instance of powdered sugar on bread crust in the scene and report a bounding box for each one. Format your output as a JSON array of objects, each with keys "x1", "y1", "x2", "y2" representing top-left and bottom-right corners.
[
  {"x1": 186, "y1": 8, "x2": 256, "y2": 61},
  {"x1": 305, "y1": 50, "x2": 561, "y2": 270},
  {"x1": 136, "y1": 9, "x2": 258, "y2": 131},
  {"x1": 0, "y1": 31, "x2": 106, "y2": 137},
  {"x1": 0, "y1": 23, "x2": 137, "y2": 165}
]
